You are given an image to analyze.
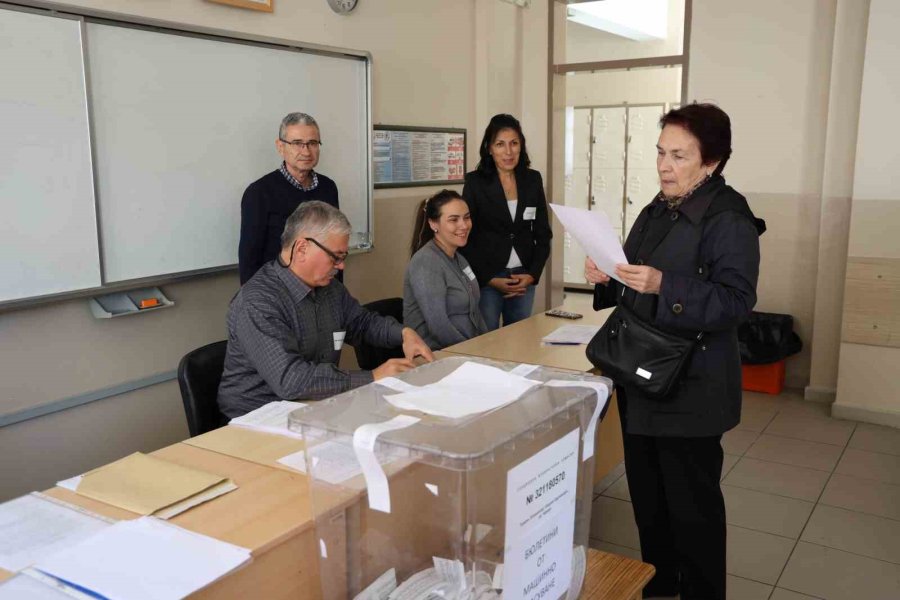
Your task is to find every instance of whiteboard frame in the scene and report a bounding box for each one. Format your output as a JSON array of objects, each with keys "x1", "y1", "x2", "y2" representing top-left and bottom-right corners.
[{"x1": 0, "y1": 0, "x2": 374, "y2": 311}]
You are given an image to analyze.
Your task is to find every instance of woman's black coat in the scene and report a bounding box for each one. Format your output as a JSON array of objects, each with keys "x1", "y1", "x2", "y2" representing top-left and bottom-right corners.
[{"x1": 593, "y1": 175, "x2": 765, "y2": 437}]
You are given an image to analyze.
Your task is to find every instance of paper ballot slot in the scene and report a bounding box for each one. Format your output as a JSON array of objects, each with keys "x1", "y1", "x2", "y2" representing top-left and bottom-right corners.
[
  {"x1": 63, "y1": 453, "x2": 235, "y2": 518},
  {"x1": 288, "y1": 356, "x2": 611, "y2": 600}
]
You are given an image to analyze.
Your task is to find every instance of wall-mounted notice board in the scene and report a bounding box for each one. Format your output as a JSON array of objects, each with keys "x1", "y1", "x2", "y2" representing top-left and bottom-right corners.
[
  {"x1": 373, "y1": 126, "x2": 466, "y2": 189},
  {"x1": 0, "y1": 4, "x2": 372, "y2": 306}
]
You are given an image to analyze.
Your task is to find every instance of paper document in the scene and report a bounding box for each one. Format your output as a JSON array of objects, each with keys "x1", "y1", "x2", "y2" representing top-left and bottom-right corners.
[
  {"x1": 382, "y1": 362, "x2": 540, "y2": 419},
  {"x1": 229, "y1": 400, "x2": 306, "y2": 438},
  {"x1": 58, "y1": 452, "x2": 235, "y2": 518},
  {"x1": 35, "y1": 517, "x2": 250, "y2": 600},
  {"x1": 550, "y1": 203, "x2": 628, "y2": 284},
  {"x1": 0, "y1": 494, "x2": 111, "y2": 573},
  {"x1": 542, "y1": 379, "x2": 610, "y2": 461},
  {"x1": 353, "y1": 415, "x2": 421, "y2": 513},
  {"x1": 277, "y1": 440, "x2": 365, "y2": 484},
  {"x1": 541, "y1": 324, "x2": 601, "y2": 345},
  {"x1": 184, "y1": 426, "x2": 305, "y2": 471},
  {"x1": 0, "y1": 572, "x2": 87, "y2": 600}
]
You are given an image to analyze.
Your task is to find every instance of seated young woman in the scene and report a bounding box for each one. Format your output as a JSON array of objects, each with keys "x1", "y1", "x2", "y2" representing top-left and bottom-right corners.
[{"x1": 403, "y1": 189, "x2": 488, "y2": 350}]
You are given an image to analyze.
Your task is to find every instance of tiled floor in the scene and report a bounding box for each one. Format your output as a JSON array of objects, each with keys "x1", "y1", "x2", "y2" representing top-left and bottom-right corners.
[{"x1": 589, "y1": 389, "x2": 900, "y2": 600}]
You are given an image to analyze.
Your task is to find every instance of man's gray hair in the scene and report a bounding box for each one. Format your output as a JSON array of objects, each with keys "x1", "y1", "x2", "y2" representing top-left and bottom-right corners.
[
  {"x1": 281, "y1": 201, "x2": 351, "y2": 249},
  {"x1": 278, "y1": 112, "x2": 319, "y2": 140}
]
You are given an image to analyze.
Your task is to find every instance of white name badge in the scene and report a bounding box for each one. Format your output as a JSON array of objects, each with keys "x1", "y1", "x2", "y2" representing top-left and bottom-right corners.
[
  {"x1": 523, "y1": 206, "x2": 537, "y2": 221},
  {"x1": 462, "y1": 266, "x2": 476, "y2": 281},
  {"x1": 333, "y1": 331, "x2": 346, "y2": 351}
]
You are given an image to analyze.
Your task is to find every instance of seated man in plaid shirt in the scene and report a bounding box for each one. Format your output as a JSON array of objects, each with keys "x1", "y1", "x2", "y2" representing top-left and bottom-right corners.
[{"x1": 218, "y1": 201, "x2": 433, "y2": 418}]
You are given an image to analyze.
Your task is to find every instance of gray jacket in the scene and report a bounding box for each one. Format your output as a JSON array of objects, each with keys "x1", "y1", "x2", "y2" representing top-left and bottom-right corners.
[{"x1": 403, "y1": 241, "x2": 488, "y2": 350}]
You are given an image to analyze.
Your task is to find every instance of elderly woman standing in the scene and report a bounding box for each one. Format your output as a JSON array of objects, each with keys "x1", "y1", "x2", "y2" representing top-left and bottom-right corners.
[
  {"x1": 461, "y1": 114, "x2": 552, "y2": 330},
  {"x1": 586, "y1": 104, "x2": 764, "y2": 600}
]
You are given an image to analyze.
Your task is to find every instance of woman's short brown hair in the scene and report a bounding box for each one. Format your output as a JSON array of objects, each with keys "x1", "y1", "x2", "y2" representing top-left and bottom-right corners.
[{"x1": 660, "y1": 103, "x2": 732, "y2": 176}]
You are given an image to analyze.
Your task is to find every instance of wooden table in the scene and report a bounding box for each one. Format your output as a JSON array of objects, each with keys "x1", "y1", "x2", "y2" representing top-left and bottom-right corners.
[
  {"x1": 442, "y1": 293, "x2": 624, "y2": 486},
  {"x1": 584, "y1": 549, "x2": 655, "y2": 599}
]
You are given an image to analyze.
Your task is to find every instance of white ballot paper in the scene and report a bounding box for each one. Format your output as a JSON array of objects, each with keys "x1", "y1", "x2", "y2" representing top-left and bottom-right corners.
[
  {"x1": 542, "y1": 380, "x2": 610, "y2": 462},
  {"x1": 0, "y1": 494, "x2": 112, "y2": 573},
  {"x1": 503, "y1": 428, "x2": 579, "y2": 600},
  {"x1": 353, "y1": 415, "x2": 421, "y2": 513},
  {"x1": 277, "y1": 440, "x2": 365, "y2": 484},
  {"x1": 0, "y1": 572, "x2": 89, "y2": 600},
  {"x1": 381, "y1": 362, "x2": 539, "y2": 419},
  {"x1": 229, "y1": 400, "x2": 306, "y2": 438},
  {"x1": 550, "y1": 203, "x2": 628, "y2": 284},
  {"x1": 34, "y1": 517, "x2": 251, "y2": 600},
  {"x1": 541, "y1": 324, "x2": 601, "y2": 346}
]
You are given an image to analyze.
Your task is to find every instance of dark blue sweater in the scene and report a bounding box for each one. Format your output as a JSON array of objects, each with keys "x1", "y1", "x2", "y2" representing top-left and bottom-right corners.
[{"x1": 238, "y1": 169, "x2": 339, "y2": 284}]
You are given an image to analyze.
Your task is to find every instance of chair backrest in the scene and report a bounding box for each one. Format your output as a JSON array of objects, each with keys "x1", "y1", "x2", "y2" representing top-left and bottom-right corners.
[
  {"x1": 177, "y1": 340, "x2": 228, "y2": 437},
  {"x1": 354, "y1": 297, "x2": 405, "y2": 370}
]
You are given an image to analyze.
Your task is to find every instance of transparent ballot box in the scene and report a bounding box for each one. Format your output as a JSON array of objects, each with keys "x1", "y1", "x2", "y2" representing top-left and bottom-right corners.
[{"x1": 287, "y1": 356, "x2": 612, "y2": 600}]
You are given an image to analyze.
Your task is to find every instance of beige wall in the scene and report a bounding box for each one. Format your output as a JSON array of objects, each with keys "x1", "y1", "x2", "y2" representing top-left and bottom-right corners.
[
  {"x1": 688, "y1": 0, "x2": 839, "y2": 389},
  {"x1": 0, "y1": 0, "x2": 550, "y2": 501},
  {"x1": 833, "y1": 0, "x2": 900, "y2": 427}
]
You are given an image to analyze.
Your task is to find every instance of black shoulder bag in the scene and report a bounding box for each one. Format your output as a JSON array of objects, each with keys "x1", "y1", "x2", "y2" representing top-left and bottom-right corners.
[
  {"x1": 586, "y1": 302, "x2": 702, "y2": 399},
  {"x1": 585, "y1": 200, "x2": 703, "y2": 399}
]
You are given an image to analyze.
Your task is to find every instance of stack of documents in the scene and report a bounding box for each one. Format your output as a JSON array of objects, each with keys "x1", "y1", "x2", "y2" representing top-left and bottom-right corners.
[
  {"x1": 0, "y1": 494, "x2": 111, "y2": 574},
  {"x1": 377, "y1": 362, "x2": 540, "y2": 419},
  {"x1": 541, "y1": 324, "x2": 601, "y2": 345},
  {"x1": 229, "y1": 400, "x2": 306, "y2": 438},
  {"x1": 57, "y1": 453, "x2": 236, "y2": 519},
  {"x1": 32, "y1": 517, "x2": 251, "y2": 600}
]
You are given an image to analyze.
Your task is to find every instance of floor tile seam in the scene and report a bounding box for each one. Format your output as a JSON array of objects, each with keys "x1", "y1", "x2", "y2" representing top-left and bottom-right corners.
[
  {"x1": 794, "y1": 534, "x2": 900, "y2": 567},
  {"x1": 842, "y1": 445, "x2": 900, "y2": 460},
  {"x1": 728, "y1": 522, "x2": 796, "y2": 543},
  {"x1": 724, "y1": 571, "x2": 777, "y2": 588},
  {"x1": 771, "y1": 535, "x2": 805, "y2": 596},
  {"x1": 740, "y1": 453, "x2": 839, "y2": 474},
  {"x1": 756, "y1": 428, "x2": 852, "y2": 448},
  {"x1": 720, "y1": 482, "x2": 815, "y2": 507},
  {"x1": 813, "y1": 498, "x2": 900, "y2": 525},
  {"x1": 720, "y1": 480, "x2": 823, "y2": 504}
]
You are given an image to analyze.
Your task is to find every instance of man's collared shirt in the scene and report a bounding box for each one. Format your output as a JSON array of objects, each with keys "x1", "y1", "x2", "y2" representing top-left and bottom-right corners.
[
  {"x1": 217, "y1": 261, "x2": 403, "y2": 418},
  {"x1": 279, "y1": 161, "x2": 319, "y2": 192}
]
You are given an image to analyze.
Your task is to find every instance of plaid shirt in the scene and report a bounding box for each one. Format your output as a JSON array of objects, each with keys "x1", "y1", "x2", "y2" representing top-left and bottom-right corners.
[
  {"x1": 217, "y1": 261, "x2": 404, "y2": 418},
  {"x1": 279, "y1": 161, "x2": 319, "y2": 192}
]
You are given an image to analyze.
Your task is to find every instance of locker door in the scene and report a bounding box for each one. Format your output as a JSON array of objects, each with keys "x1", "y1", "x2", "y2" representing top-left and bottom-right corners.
[
  {"x1": 625, "y1": 105, "x2": 664, "y2": 235},
  {"x1": 563, "y1": 108, "x2": 592, "y2": 285},
  {"x1": 591, "y1": 107, "x2": 626, "y2": 243}
]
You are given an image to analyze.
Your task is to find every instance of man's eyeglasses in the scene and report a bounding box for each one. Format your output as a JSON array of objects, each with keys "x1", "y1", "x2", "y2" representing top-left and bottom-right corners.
[
  {"x1": 305, "y1": 237, "x2": 348, "y2": 265},
  {"x1": 280, "y1": 138, "x2": 322, "y2": 151}
]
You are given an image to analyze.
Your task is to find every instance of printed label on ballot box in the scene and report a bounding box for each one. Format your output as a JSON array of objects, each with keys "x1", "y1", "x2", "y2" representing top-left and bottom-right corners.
[{"x1": 503, "y1": 428, "x2": 579, "y2": 600}]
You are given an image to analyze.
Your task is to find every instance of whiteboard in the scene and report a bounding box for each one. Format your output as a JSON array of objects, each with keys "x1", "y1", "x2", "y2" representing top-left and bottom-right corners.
[
  {"x1": 0, "y1": 8, "x2": 100, "y2": 302},
  {"x1": 85, "y1": 23, "x2": 370, "y2": 283}
]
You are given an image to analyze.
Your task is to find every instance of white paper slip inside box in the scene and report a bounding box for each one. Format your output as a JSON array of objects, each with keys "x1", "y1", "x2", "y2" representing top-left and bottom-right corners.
[
  {"x1": 541, "y1": 324, "x2": 601, "y2": 345},
  {"x1": 229, "y1": 400, "x2": 307, "y2": 438},
  {"x1": 34, "y1": 517, "x2": 251, "y2": 600},
  {"x1": 0, "y1": 493, "x2": 113, "y2": 573}
]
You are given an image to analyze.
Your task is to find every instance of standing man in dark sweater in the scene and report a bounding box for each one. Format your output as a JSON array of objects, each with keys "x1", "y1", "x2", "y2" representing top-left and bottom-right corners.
[{"x1": 238, "y1": 112, "x2": 340, "y2": 284}]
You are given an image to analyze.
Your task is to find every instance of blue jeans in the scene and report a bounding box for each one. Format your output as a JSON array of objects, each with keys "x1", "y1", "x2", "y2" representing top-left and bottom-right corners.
[{"x1": 479, "y1": 268, "x2": 536, "y2": 331}]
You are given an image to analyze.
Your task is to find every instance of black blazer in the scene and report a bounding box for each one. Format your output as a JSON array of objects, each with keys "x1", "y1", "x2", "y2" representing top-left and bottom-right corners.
[
  {"x1": 594, "y1": 176, "x2": 765, "y2": 438},
  {"x1": 460, "y1": 168, "x2": 553, "y2": 287}
]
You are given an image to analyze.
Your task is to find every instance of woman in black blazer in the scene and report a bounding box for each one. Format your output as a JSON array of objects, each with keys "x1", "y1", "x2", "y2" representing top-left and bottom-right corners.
[{"x1": 460, "y1": 114, "x2": 552, "y2": 330}]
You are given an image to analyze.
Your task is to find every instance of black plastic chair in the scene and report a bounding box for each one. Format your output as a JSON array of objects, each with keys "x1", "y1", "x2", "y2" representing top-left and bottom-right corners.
[
  {"x1": 354, "y1": 298, "x2": 405, "y2": 370},
  {"x1": 177, "y1": 340, "x2": 229, "y2": 437}
]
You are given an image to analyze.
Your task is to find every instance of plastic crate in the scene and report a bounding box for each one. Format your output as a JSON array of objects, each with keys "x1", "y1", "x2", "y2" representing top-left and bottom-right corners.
[{"x1": 741, "y1": 360, "x2": 785, "y2": 395}]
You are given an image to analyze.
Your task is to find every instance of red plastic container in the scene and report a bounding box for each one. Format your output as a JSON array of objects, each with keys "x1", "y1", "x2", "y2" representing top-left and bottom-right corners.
[{"x1": 741, "y1": 360, "x2": 785, "y2": 395}]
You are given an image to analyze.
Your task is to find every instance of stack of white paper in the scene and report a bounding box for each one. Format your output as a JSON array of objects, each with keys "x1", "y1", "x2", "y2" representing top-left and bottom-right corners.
[
  {"x1": 0, "y1": 494, "x2": 111, "y2": 573},
  {"x1": 229, "y1": 400, "x2": 306, "y2": 438},
  {"x1": 381, "y1": 362, "x2": 539, "y2": 419},
  {"x1": 541, "y1": 324, "x2": 601, "y2": 345},
  {"x1": 0, "y1": 572, "x2": 87, "y2": 600},
  {"x1": 34, "y1": 517, "x2": 251, "y2": 600},
  {"x1": 277, "y1": 440, "x2": 364, "y2": 484}
]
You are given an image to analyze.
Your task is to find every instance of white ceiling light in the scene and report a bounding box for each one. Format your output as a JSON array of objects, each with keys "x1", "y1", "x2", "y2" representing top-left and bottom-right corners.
[{"x1": 567, "y1": 0, "x2": 668, "y2": 41}]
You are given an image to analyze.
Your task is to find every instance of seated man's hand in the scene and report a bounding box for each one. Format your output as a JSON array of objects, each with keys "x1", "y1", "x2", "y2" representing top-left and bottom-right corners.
[
  {"x1": 401, "y1": 327, "x2": 434, "y2": 362},
  {"x1": 372, "y1": 358, "x2": 416, "y2": 380}
]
